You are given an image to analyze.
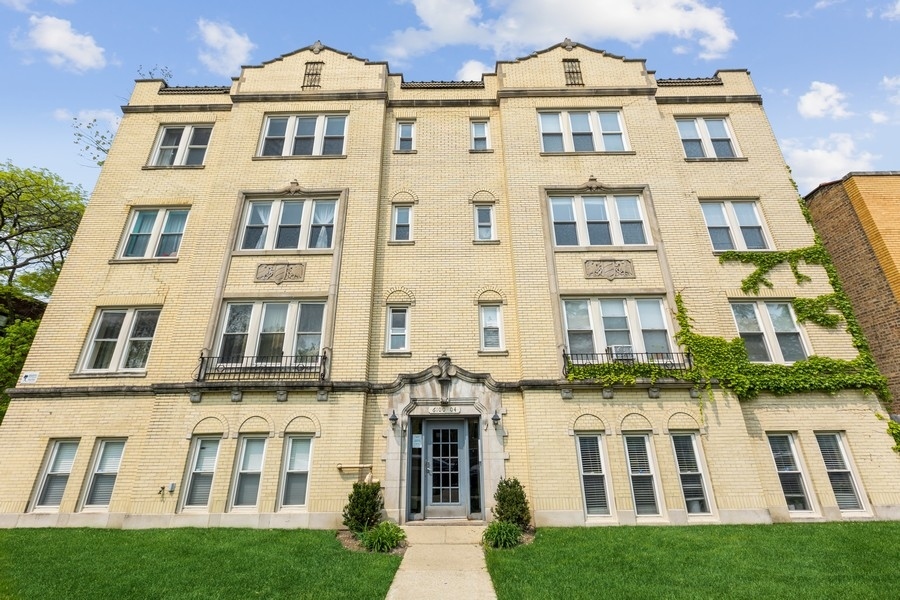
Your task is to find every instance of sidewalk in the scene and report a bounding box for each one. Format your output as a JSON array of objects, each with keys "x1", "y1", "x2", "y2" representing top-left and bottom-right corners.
[{"x1": 386, "y1": 524, "x2": 497, "y2": 599}]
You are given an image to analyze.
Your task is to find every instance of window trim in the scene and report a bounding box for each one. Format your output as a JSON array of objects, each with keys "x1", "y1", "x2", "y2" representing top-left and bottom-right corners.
[
  {"x1": 79, "y1": 307, "x2": 162, "y2": 374},
  {"x1": 230, "y1": 436, "x2": 267, "y2": 510},
  {"x1": 470, "y1": 120, "x2": 490, "y2": 151},
  {"x1": 670, "y1": 432, "x2": 713, "y2": 516},
  {"x1": 82, "y1": 438, "x2": 126, "y2": 510},
  {"x1": 216, "y1": 300, "x2": 326, "y2": 366},
  {"x1": 396, "y1": 121, "x2": 415, "y2": 152},
  {"x1": 576, "y1": 433, "x2": 614, "y2": 518},
  {"x1": 767, "y1": 432, "x2": 816, "y2": 513},
  {"x1": 676, "y1": 116, "x2": 739, "y2": 159},
  {"x1": 391, "y1": 204, "x2": 413, "y2": 242},
  {"x1": 549, "y1": 194, "x2": 650, "y2": 248},
  {"x1": 386, "y1": 306, "x2": 410, "y2": 353},
  {"x1": 562, "y1": 297, "x2": 674, "y2": 356},
  {"x1": 538, "y1": 110, "x2": 629, "y2": 153},
  {"x1": 279, "y1": 435, "x2": 313, "y2": 509},
  {"x1": 814, "y1": 432, "x2": 866, "y2": 513},
  {"x1": 150, "y1": 124, "x2": 212, "y2": 167},
  {"x1": 623, "y1": 433, "x2": 663, "y2": 517},
  {"x1": 700, "y1": 200, "x2": 769, "y2": 252},
  {"x1": 182, "y1": 436, "x2": 221, "y2": 511},
  {"x1": 237, "y1": 198, "x2": 337, "y2": 252},
  {"x1": 118, "y1": 207, "x2": 190, "y2": 260},
  {"x1": 32, "y1": 439, "x2": 79, "y2": 511},
  {"x1": 257, "y1": 114, "x2": 347, "y2": 157},
  {"x1": 473, "y1": 204, "x2": 496, "y2": 242},
  {"x1": 479, "y1": 304, "x2": 504, "y2": 351},
  {"x1": 730, "y1": 301, "x2": 808, "y2": 364}
]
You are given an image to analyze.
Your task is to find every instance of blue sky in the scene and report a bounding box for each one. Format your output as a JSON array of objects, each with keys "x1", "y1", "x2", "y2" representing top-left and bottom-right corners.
[{"x1": 1, "y1": 0, "x2": 898, "y2": 194}]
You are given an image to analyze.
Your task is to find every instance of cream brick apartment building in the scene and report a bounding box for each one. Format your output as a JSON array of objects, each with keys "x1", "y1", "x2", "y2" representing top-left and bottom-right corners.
[{"x1": 1, "y1": 40, "x2": 898, "y2": 529}]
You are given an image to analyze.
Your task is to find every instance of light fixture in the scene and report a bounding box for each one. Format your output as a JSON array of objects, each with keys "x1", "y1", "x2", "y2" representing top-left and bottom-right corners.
[
  {"x1": 389, "y1": 410, "x2": 398, "y2": 428},
  {"x1": 492, "y1": 410, "x2": 501, "y2": 428}
]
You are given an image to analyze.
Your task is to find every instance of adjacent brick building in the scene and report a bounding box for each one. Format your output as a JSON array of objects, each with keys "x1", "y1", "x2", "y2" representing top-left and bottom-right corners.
[
  {"x1": 805, "y1": 172, "x2": 900, "y2": 411},
  {"x1": 1, "y1": 41, "x2": 897, "y2": 529}
]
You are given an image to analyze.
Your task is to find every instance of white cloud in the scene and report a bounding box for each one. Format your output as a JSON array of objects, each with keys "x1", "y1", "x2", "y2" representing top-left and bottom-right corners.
[
  {"x1": 814, "y1": 0, "x2": 843, "y2": 8},
  {"x1": 53, "y1": 108, "x2": 121, "y2": 129},
  {"x1": 882, "y1": 75, "x2": 900, "y2": 104},
  {"x1": 783, "y1": 134, "x2": 877, "y2": 193},
  {"x1": 797, "y1": 81, "x2": 851, "y2": 119},
  {"x1": 196, "y1": 19, "x2": 255, "y2": 77},
  {"x1": 0, "y1": 0, "x2": 32, "y2": 11},
  {"x1": 456, "y1": 59, "x2": 489, "y2": 80},
  {"x1": 882, "y1": 1, "x2": 900, "y2": 19},
  {"x1": 869, "y1": 111, "x2": 888, "y2": 123},
  {"x1": 384, "y1": 0, "x2": 736, "y2": 65},
  {"x1": 25, "y1": 15, "x2": 105, "y2": 72}
]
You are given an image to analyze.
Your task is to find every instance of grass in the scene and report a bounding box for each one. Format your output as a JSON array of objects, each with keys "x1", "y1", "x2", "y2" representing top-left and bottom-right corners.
[
  {"x1": 486, "y1": 522, "x2": 900, "y2": 599},
  {"x1": 0, "y1": 528, "x2": 401, "y2": 600}
]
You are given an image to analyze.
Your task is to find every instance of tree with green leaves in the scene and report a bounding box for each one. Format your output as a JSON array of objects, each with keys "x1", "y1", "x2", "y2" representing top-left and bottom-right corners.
[
  {"x1": 0, "y1": 161, "x2": 86, "y2": 298},
  {"x1": 0, "y1": 318, "x2": 39, "y2": 423}
]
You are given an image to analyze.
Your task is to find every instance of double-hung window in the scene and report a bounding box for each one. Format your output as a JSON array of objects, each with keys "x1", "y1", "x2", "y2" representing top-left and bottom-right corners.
[
  {"x1": 563, "y1": 298, "x2": 672, "y2": 357},
  {"x1": 539, "y1": 110, "x2": 627, "y2": 152},
  {"x1": 120, "y1": 208, "x2": 189, "y2": 258},
  {"x1": 280, "y1": 436, "x2": 312, "y2": 508},
  {"x1": 386, "y1": 306, "x2": 409, "y2": 352},
  {"x1": 396, "y1": 121, "x2": 415, "y2": 151},
  {"x1": 671, "y1": 434, "x2": 710, "y2": 514},
  {"x1": 550, "y1": 195, "x2": 647, "y2": 246},
  {"x1": 700, "y1": 201, "x2": 767, "y2": 251},
  {"x1": 815, "y1": 433, "x2": 863, "y2": 511},
  {"x1": 471, "y1": 121, "x2": 489, "y2": 150},
  {"x1": 767, "y1": 433, "x2": 811, "y2": 511},
  {"x1": 676, "y1": 117, "x2": 737, "y2": 158},
  {"x1": 84, "y1": 439, "x2": 125, "y2": 508},
  {"x1": 479, "y1": 305, "x2": 503, "y2": 351},
  {"x1": 184, "y1": 437, "x2": 220, "y2": 508},
  {"x1": 218, "y1": 301, "x2": 325, "y2": 365},
  {"x1": 576, "y1": 434, "x2": 610, "y2": 515},
  {"x1": 34, "y1": 440, "x2": 79, "y2": 509},
  {"x1": 81, "y1": 308, "x2": 161, "y2": 372},
  {"x1": 731, "y1": 301, "x2": 806, "y2": 363},
  {"x1": 624, "y1": 434, "x2": 660, "y2": 516},
  {"x1": 474, "y1": 205, "x2": 495, "y2": 241},
  {"x1": 231, "y1": 437, "x2": 266, "y2": 508},
  {"x1": 260, "y1": 115, "x2": 346, "y2": 156},
  {"x1": 239, "y1": 198, "x2": 336, "y2": 250},
  {"x1": 392, "y1": 205, "x2": 412, "y2": 241},
  {"x1": 151, "y1": 125, "x2": 212, "y2": 166}
]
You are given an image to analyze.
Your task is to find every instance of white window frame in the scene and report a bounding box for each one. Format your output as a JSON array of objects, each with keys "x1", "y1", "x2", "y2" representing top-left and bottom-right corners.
[
  {"x1": 471, "y1": 120, "x2": 490, "y2": 150},
  {"x1": 279, "y1": 436, "x2": 313, "y2": 509},
  {"x1": 151, "y1": 124, "x2": 212, "y2": 166},
  {"x1": 815, "y1": 432, "x2": 866, "y2": 512},
  {"x1": 730, "y1": 301, "x2": 808, "y2": 364},
  {"x1": 392, "y1": 205, "x2": 413, "y2": 242},
  {"x1": 539, "y1": 110, "x2": 628, "y2": 153},
  {"x1": 700, "y1": 201, "x2": 769, "y2": 251},
  {"x1": 33, "y1": 439, "x2": 79, "y2": 510},
  {"x1": 623, "y1": 433, "x2": 663, "y2": 517},
  {"x1": 670, "y1": 433, "x2": 712, "y2": 515},
  {"x1": 83, "y1": 439, "x2": 126, "y2": 509},
  {"x1": 258, "y1": 114, "x2": 347, "y2": 157},
  {"x1": 238, "y1": 198, "x2": 337, "y2": 251},
  {"x1": 676, "y1": 117, "x2": 738, "y2": 159},
  {"x1": 576, "y1": 433, "x2": 613, "y2": 517},
  {"x1": 386, "y1": 306, "x2": 409, "y2": 352},
  {"x1": 182, "y1": 436, "x2": 220, "y2": 510},
  {"x1": 474, "y1": 204, "x2": 495, "y2": 241},
  {"x1": 216, "y1": 300, "x2": 326, "y2": 365},
  {"x1": 230, "y1": 436, "x2": 267, "y2": 510},
  {"x1": 549, "y1": 195, "x2": 649, "y2": 247},
  {"x1": 119, "y1": 207, "x2": 190, "y2": 259},
  {"x1": 562, "y1": 297, "x2": 674, "y2": 357},
  {"x1": 767, "y1": 433, "x2": 815, "y2": 513},
  {"x1": 396, "y1": 121, "x2": 415, "y2": 151},
  {"x1": 80, "y1": 307, "x2": 162, "y2": 373},
  {"x1": 479, "y1": 305, "x2": 504, "y2": 351}
]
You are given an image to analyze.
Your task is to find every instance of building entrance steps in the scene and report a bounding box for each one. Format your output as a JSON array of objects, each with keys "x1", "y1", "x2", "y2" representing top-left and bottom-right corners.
[{"x1": 386, "y1": 524, "x2": 497, "y2": 599}]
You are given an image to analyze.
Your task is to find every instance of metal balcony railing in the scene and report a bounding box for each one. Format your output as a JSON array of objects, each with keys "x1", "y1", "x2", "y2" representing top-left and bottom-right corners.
[
  {"x1": 563, "y1": 349, "x2": 693, "y2": 378},
  {"x1": 196, "y1": 352, "x2": 328, "y2": 382}
]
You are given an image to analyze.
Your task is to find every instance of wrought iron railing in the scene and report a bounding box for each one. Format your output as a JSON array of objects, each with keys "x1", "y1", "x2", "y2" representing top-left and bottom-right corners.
[
  {"x1": 563, "y1": 349, "x2": 693, "y2": 378},
  {"x1": 196, "y1": 352, "x2": 328, "y2": 382}
]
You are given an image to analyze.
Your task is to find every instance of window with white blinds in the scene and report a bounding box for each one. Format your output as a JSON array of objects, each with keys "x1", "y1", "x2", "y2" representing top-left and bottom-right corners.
[
  {"x1": 281, "y1": 437, "x2": 312, "y2": 507},
  {"x1": 36, "y1": 440, "x2": 79, "y2": 508},
  {"x1": 624, "y1": 434, "x2": 659, "y2": 515},
  {"x1": 576, "y1": 435, "x2": 609, "y2": 515},
  {"x1": 671, "y1": 434, "x2": 710, "y2": 514},
  {"x1": 232, "y1": 437, "x2": 266, "y2": 508},
  {"x1": 185, "y1": 438, "x2": 220, "y2": 508},
  {"x1": 767, "y1": 434, "x2": 810, "y2": 511},
  {"x1": 815, "y1": 433, "x2": 863, "y2": 511},
  {"x1": 85, "y1": 440, "x2": 125, "y2": 507}
]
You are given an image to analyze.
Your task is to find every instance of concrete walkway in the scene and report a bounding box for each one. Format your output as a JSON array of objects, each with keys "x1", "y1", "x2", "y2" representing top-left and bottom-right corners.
[{"x1": 386, "y1": 524, "x2": 497, "y2": 599}]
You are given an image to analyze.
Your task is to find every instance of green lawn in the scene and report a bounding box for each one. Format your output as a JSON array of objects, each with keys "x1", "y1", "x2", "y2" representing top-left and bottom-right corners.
[
  {"x1": 0, "y1": 528, "x2": 401, "y2": 600},
  {"x1": 485, "y1": 522, "x2": 900, "y2": 599}
]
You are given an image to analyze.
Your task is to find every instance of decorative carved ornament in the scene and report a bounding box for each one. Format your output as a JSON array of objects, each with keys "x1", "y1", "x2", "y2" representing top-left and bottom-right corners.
[
  {"x1": 255, "y1": 263, "x2": 306, "y2": 284},
  {"x1": 583, "y1": 259, "x2": 635, "y2": 280}
]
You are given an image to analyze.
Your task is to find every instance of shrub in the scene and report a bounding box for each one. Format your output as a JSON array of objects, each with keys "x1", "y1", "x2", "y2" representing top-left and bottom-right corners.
[
  {"x1": 492, "y1": 477, "x2": 531, "y2": 531},
  {"x1": 360, "y1": 521, "x2": 406, "y2": 552},
  {"x1": 342, "y1": 481, "x2": 383, "y2": 534},
  {"x1": 482, "y1": 520, "x2": 522, "y2": 549}
]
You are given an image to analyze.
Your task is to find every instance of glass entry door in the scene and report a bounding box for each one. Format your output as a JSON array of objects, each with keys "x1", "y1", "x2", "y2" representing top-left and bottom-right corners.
[{"x1": 424, "y1": 421, "x2": 469, "y2": 518}]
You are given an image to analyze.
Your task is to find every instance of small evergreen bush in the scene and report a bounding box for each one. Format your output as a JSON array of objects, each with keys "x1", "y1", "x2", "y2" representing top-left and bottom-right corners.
[
  {"x1": 342, "y1": 481, "x2": 383, "y2": 534},
  {"x1": 482, "y1": 520, "x2": 522, "y2": 549},
  {"x1": 492, "y1": 477, "x2": 531, "y2": 531},
  {"x1": 360, "y1": 521, "x2": 406, "y2": 552}
]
